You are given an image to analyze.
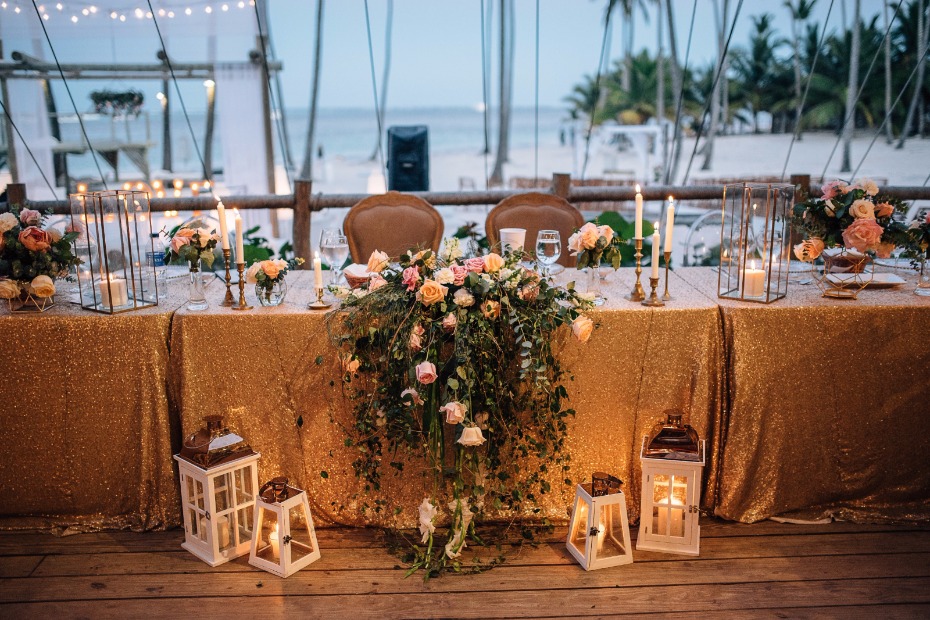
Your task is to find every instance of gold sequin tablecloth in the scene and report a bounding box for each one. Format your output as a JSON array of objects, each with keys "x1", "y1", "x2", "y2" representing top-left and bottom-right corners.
[
  {"x1": 677, "y1": 267, "x2": 930, "y2": 524},
  {"x1": 0, "y1": 281, "x2": 186, "y2": 531},
  {"x1": 169, "y1": 270, "x2": 723, "y2": 527}
]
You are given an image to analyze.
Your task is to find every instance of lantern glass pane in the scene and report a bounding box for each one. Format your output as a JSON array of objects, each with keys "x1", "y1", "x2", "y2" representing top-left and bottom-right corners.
[
  {"x1": 255, "y1": 508, "x2": 281, "y2": 564},
  {"x1": 195, "y1": 480, "x2": 205, "y2": 510},
  {"x1": 596, "y1": 504, "x2": 628, "y2": 559},
  {"x1": 215, "y1": 514, "x2": 234, "y2": 552},
  {"x1": 197, "y1": 513, "x2": 208, "y2": 543},
  {"x1": 215, "y1": 473, "x2": 231, "y2": 513},
  {"x1": 287, "y1": 504, "x2": 316, "y2": 562},
  {"x1": 188, "y1": 508, "x2": 201, "y2": 540},
  {"x1": 568, "y1": 497, "x2": 589, "y2": 556},
  {"x1": 652, "y1": 506, "x2": 661, "y2": 535},
  {"x1": 669, "y1": 506, "x2": 686, "y2": 538},
  {"x1": 184, "y1": 475, "x2": 195, "y2": 506},
  {"x1": 671, "y1": 475, "x2": 688, "y2": 505},
  {"x1": 236, "y1": 506, "x2": 254, "y2": 547},
  {"x1": 653, "y1": 474, "x2": 670, "y2": 504},
  {"x1": 234, "y1": 466, "x2": 255, "y2": 505}
]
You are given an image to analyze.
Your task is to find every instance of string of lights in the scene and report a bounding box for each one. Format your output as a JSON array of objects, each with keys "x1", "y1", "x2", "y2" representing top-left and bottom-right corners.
[{"x1": 1, "y1": 1, "x2": 255, "y2": 23}]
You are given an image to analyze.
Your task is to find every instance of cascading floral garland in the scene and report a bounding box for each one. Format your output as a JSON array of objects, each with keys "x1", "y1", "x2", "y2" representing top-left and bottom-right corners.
[{"x1": 328, "y1": 238, "x2": 595, "y2": 576}]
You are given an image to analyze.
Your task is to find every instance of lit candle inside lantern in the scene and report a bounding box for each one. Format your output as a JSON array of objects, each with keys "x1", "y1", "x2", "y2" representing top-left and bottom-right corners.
[
  {"x1": 98, "y1": 274, "x2": 129, "y2": 307},
  {"x1": 268, "y1": 523, "x2": 280, "y2": 560},
  {"x1": 651, "y1": 223, "x2": 661, "y2": 279},
  {"x1": 664, "y1": 197, "x2": 675, "y2": 253},
  {"x1": 314, "y1": 251, "x2": 323, "y2": 288},
  {"x1": 234, "y1": 209, "x2": 244, "y2": 264},
  {"x1": 744, "y1": 259, "x2": 765, "y2": 297},
  {"x1": 216, "y1": 515, "x2": 230, "y2": 548},
  {"x1": 216, "y1": 200, "x2": 230, "y2": 250},
  {"x1": 634, "y1": 184, "x2": 643, "y2": 239}
]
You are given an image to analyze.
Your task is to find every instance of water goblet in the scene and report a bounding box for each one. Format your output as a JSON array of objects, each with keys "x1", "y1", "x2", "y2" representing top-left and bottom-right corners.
[{"x1": 535, "y1": 230, "x2": 561, "y2": 279}]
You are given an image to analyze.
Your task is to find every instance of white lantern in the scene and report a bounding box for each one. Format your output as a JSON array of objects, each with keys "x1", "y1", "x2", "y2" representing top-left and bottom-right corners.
[
  {"x1": 636, "y1": 411, "x2": 706, "y2": 556},
  {"x1": 249, "y1": 477, "x2": 321, "y2": 578},
  {"x1": 566, "y1": 473, "x2": 634, "y2": 571},
  {"x1": 174, "y1": 415, "x2": 260, "y2": 567}
]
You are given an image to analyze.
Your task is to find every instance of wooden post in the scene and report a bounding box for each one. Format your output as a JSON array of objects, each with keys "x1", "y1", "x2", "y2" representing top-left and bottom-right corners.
[
  {"x1": 789, "y1": 173, "x2": 810, "y2": 247},
  {"x1": 293, "y1": 179, "x2": 312, "y2": 269},
  {"x1": 551, "y1": 173, "x2": 571, "y2": 199},
  {"x1": 6, "y1": 183, "x2": 26, "y2": 206}
]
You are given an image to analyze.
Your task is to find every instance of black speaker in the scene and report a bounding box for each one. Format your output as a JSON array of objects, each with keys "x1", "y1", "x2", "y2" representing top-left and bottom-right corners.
[{"x1": 387, "y1": 125, "x2": 429, "y2": 191}]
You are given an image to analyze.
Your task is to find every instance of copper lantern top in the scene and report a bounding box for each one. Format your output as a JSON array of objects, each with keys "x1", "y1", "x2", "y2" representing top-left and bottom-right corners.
[
  {"x1": 643, "y1": 410, "x2": 701, "y2": 461},
  {"x1": 177, "y1": 415, "x2": 255, "y2": 469}
]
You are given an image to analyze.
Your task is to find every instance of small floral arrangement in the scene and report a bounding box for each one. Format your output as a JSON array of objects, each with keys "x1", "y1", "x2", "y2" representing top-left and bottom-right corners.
[
  {"x1": 328, "y1": 239, "x2": 594, "y2": 577},
  {"x1": 567, "y1": 221, "x2": 626, "y2": 269},
  {"x1": 0, "y1": 207, "x2": 79, "y2": 301},
  {"x1": 792, "y1": 178, "x2": 909, "y2": 261},
  {"x1": 165, "y1": 225, "x2": 220, "y2": 269},
  {"x1": 246, "y1": 257, "x2": 305, "y2": 290},
  {"x1": 907, "y1": 211, "x2": 930, "y2": 260}
]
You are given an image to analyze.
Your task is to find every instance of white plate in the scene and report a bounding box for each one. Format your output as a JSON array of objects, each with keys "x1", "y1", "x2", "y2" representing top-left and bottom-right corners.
[{"x1": 826, "y1": 272, "x2": 906, "y2": 288}]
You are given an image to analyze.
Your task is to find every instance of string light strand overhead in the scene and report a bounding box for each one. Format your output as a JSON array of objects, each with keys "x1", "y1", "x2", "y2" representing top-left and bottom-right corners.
[{"x1": 2, "y1": 0, "x2": 254, "y2": 23}]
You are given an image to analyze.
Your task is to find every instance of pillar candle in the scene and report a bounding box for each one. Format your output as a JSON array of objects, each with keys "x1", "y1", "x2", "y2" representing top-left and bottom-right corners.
[
  {"x1": 651, "y1": 225, "x2": 661, "y2": 279},
  {"x1": 634, "y1": 184, "x2": 644, "y2": 239},
  {"x1": 234, "y1": 209, "x2": 244, "y2": 263},
  {"x1": 664, "y1": 197, "x2": 675, "y2": 253},
  {"x1": 216, "y1": 200, "x2": 230, "y2": 250},
  {"x1": 744, "y1": 260, "x2": 765, "y2": 297},
  {"x1": 268, "y1": 524, "x2": 280, "y2": 560},
  {"x1": 314, "y1": 251, "x2": 323, "y2": 288},
  {"x1": 98, "y1": 276, "x2": 129, "y2": 308}
]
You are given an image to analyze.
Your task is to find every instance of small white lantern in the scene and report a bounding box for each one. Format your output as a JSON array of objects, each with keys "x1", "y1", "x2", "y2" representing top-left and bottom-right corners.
[
  {"x1": 249, "y1": 477, "x2": 321, "y2": 578},
  {"x1": 174, "y1": 415, "x2": 260, "y2": 567},
  {"x1": 637, "y1": 411, "x2": 706, "y2": 556},
  {"x1": 566, "y1": 473, "x2": 634, "y2": 571}
]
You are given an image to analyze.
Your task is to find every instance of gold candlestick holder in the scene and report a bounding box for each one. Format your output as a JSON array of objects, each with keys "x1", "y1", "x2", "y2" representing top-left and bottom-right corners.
[
  {"x1": 230, "y1": 262, "x2": 253, "y2": 311},
  {"x1": 308, "y1": 286, "x2": 332, "y2": 310},
  {"x1": 626, "y1": 238, "x2": 645, "y2": 301},
  {"x1": 642, "y1": 276, "x2": 665, "y2": 307},
  {"x1": 662, "y1": 250, "x2": 672, "y2": 301},
  {"x1": 221, "y1": 248, "x2": 235, "y2": 307}
]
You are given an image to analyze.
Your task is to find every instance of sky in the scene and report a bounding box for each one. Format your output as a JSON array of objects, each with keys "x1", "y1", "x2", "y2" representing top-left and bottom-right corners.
[{"x1": 0, "y1": 0, "x2": 892, "y2": 112}]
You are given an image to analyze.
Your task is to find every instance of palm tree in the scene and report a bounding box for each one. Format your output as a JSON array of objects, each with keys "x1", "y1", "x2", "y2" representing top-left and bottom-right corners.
[
  {"x1": 785, "y1": 0, "x2": 818, "y2": 139},
  {"x1": 664, "y1": 0, "x2": 683, "y2": 183},
  {"x1": 897, "y1": 0, "x2": 928, "y2": 148},
  {"x1": 841, "y1": 0, "x2": 861, "y2": 171},
  {"x1": 884, "y1": 0, "x2": 896, "y2": 143},
  {"x1": 490, "y1": 0, "x2": 515, "y2": 186},
  {"x1": 300, "y1": 0, "x2": 325, "y2": 181},
  {"x1": 731, "y1": 14, "x2": 786, "y2": 133},
  {"x1": 701, "y1": 0, "x2": 730, "y2": 170}
]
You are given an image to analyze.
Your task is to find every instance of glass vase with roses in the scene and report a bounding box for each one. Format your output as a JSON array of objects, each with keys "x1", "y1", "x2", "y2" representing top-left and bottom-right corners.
[{"x1": 165, "y1": 224, "x2": 220, "y2": 311}]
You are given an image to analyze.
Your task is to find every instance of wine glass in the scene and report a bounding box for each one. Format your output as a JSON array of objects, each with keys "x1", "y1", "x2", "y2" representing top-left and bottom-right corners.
[
  {"x1": 535, "y1": 230, "x2": 561, "y2": 279},
  {"x1": 320, "y1": 233, "x2": 349, "y2": 285}
]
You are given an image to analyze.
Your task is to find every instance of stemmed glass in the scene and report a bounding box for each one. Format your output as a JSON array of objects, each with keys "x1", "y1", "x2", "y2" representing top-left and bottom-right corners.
[
  {"x1": 535, "y1": 230, "x2": 561, "y2": 279},
  {"x1": 320, "y1": 230, "x2": 349, "y2": 285}
]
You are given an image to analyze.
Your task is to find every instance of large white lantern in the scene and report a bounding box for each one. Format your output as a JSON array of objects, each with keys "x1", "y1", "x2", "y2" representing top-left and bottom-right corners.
[
  {"x1": 174, "y1": 415, "x2": 260, "y2": 566},
  {"x1": 249, "y1": 477, "x2": 321, "y2": 578},
  {"x1": 566, "y1": 473, "x2": 634, "y2": 571},
  {"x1": 636, "y1": 411, "x2": 706, "y2": 556}
]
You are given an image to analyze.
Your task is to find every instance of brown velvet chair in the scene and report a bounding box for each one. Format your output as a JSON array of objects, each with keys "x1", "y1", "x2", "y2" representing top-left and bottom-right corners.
[
  {"x1": 343, "y1": 191, "x2": 444, "y2": 263},
  {"x1": 485, "y1": 192, "x2": 585, "y2": 267}
]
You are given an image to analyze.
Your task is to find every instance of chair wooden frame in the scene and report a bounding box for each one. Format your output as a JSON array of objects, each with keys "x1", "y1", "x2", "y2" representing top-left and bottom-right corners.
[
  {"x1": 485, "y1": 192, "x2": 585, "y2": 266},
  {"x1": 343, "y1": 191, "x2": 444, "y2": 263}
]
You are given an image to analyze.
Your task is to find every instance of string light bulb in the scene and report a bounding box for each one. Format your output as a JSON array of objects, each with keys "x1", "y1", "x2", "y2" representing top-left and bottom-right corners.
[
  {"x1": 204, "y1": 5, "x2": 212, "y2": 13},
  {"x1": 70, "y1": 14, "x2": 77, "y2": 22},
  {"x1": 167, "y1": 10, "x2": 174, "y2": 17},
  {"x1": 56, "y1": 2, "x2": 62, "y2": 9},
  {"x1": 81, "y1": 7, "x2": 88, "y2": 15},
  {"x1": 134, "y1": 8, "x2": 143, "y2": 18},
  {"x1": 185, "y1": 7, "x2": 192, "y2": 15},
  {"x1": 2, "y1": 3, "x2": 9, "y2": 10},
  {"x1": 14, "y1": 6, "x2": 21, "y2": 13},
  {"x1": 89, "y1": 5, "x2": 96, "y2": 13},
  {"x1": 110, "y1": 10, "x2": 117, "y2": 18},
  {"x1": 221, "y1": 3, "x2": 228, "y2": 10}
]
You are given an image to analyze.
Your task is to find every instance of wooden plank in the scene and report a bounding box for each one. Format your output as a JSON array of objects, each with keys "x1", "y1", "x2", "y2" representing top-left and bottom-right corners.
[
  {"x1": 0, "y1": 555, "x2": 43, "y2": 578},
  {"x1": 5, "y1": 553, "x2": 930, "y2": 602},
  {"x1": 2, "y1": 579, "x2": 929, "y2": 619}
]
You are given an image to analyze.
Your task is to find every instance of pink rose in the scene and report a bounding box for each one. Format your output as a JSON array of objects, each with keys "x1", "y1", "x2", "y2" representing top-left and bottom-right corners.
[
  {"x1": 401, "y1": 387, "x2": 424, "y2": 406},
  {"x1": 842, "y1": 218, "x2": 884, "y2": 253},
  {"x1": 415, "y1": 361, "x2": 437, "y2": 385},
  {"x1": 457, "y1": 426, "x2": 486, "y2": 447},
  {"x1": 442, "y1": 313, "x2": 457, "y2": 333},
  {"x1": 451, "y1": 265, "x2": 468, "y2": 286},
  {"x1": 820, "y1": 180, "x2": 847, "y2": 201},
  {"x1": 170, "y1": 228, "x2": 195, "y2": 253},
  {"x1": 19, "y1": 208, "x2": 41, "y2": 226},
  {"x1": 572, "y1": 315, "x2": 594, "y2": 343},
  {"x1": 597, "y1": 225, "x2": 614, "y2": 244},
  {"x1": 369, "y1": 274, "x2": 388, "y2": 291},
  {"x1": 409, "y1": 323, "x2": 424, "y2": 352},
  {"x1": 875, "y1": 242, "x2": 895, "y2": 259},
  {"x1": 17, "y1": 226, "x2": 51, "y2": 251},
  {"x1": 464, "y1": 257, "x2": 485, "y2": 273},
  {"x1": 402, "y1": 266, "x2": 421, "y2": 291},
  {"x1": 875, "y1": 202, "x2": 895, "y2": 218},
  {"x1": 440, "y1": 401, "x2": 467, "y2": 425}
]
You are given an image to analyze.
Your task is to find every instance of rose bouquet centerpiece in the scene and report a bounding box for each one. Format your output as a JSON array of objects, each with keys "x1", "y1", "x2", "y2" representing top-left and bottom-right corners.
[
  {"x1": 0, "y1": 207, "x2": 79, "y2": 311},
  {"x1": 165, "y1": 224, "x2": 220, "y2": 310},
  {"x1": 907, "y1": 212, "x2": 930, "y2": 296},
  {"x1": 567, "y1": 221, "x2": 626, "y2": 302},
  {"x1": 328, "y1": 239, "x2": 595, "y2": 577},
  {"x1": 246, "y1": 257, "x2": 305, "y2": 306}
]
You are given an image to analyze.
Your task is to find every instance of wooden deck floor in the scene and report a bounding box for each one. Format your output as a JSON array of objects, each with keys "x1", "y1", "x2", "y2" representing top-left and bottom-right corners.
[{"x1": 1, "y1": 519, "x2": 929, "y2": 619}]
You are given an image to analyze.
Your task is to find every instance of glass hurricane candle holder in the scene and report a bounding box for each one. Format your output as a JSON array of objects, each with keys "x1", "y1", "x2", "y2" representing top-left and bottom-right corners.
[{"x1": 248, "y1": 477, "x2": 321, "y2": 578}]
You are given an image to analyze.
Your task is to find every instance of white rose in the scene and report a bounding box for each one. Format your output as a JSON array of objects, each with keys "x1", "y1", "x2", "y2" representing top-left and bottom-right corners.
[
  {"x1": 567, "y1": 231, "x2": 583, "y2": 256},
  {"x1": 0, "y1": 279, "x2": 20, "y2": 299},
  {"x1": 0, "y1": 212, "x2": 17, "y2": 234},
  {"x1": 457, "y1": 426, "x2": 486, "y2": 447},
  {"x1": 366, "y1": 250, "x2": 389, "y2": 273},
  {"x1": 434, "y1": 267, "x2": 455, "y2": 285},
  {"x1": 453, "y1": 288, "x2": 475, "y2": 307},
  {"x1": 46, "y1": 227, "x2": 63, "y2": 243},
  {"x1": 857, "y1": 178, "x2": 879, "y2": 196},
  {"x1": 196, "y1": 228, "x2": 214, "y2": 248},
  {"x1": 28, "y1": 275, "x2": 56, "y2": 298},
  {"x1": 849, "y1": 199, "x2": 876, "y2": 220},
  {"x1": 418, "y1": 498, "x2": 437, "y2": 544},
  {"x1": 245, "y1": 262, "x2": 262, "y2": 284}
]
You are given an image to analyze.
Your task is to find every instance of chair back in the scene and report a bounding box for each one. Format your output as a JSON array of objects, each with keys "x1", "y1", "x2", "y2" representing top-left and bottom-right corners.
[
  {"x1": 344, "y1": 192, "x2": 444, "y2": 263},
  {"x1": 485, "y1": 192, "x2": 584, "y2": 266}
]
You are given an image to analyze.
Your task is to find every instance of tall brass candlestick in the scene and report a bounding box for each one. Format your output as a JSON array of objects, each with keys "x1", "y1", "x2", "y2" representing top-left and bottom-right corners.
[
  {"x1": 308, "y1": 286, "x2": 332, "y2": 310},
  {"x1": 221, "y1": 248, "x2": 234, "y2": 306},
  {"x1": 231, "y1": 262, "x2": 253, "y2": 311},
  {"x1": 642, "y1": 276, "x2": 665, "y2": 307},
  {"x1": 663, "y1": 250, "x2": 672, "y2": 301},
  {"x1": 627, "y1": 238, "x2": 646, "y2": 301}
]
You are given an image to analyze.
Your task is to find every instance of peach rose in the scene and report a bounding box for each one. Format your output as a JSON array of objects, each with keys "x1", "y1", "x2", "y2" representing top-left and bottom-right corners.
[
  {"x1": 480, "y1": 299, "x2": 501, "y2": 319},
  {"x1": 857, "y1": 178, "x2": 879, "y2": 196},
  {"x1": 415, "y1": 361, "x2": 437, "y2": 384},
  {"x1": 567, "y1": 231, "x2": 584, "y2": 255},
  {"x1": 442, "y1": 312, "x2": 457, "y2": 333},
  {"x1": 369, "y1": 274, "x2": 387, "y2": 291},
  {"x1": 875, "y1": 202, "x2": 895, "y2": 218},
  {"x1": 842, "y1": 218, "x2": 884, "y2": 253},
  {"x1": 597, "y1": 225, "x2": 614, "y2": 244},
  {"x1": 195, "y1": 228, "x2": 215, "y2": 248},
  {"x1": 261, "y1": 260, "x2": 281, "y2": 279},
  {"x1": 440, "y1": 401, "x2": 467, "y2": 425},
  {"x1": 451, "y1": 265, "x2": 468, "y2": 285},
  {"x1": 402, "y1": 266, "x2": 421, "y2": 291},
  {"x1": 0, "y1": 279, "x2": 20, "y2": 299},
  {"x1": 849, "y1": 199, "x2": 875, "y2": 220},
  {"x1": 18, "y1": 226, "x2": 51, "y2": 251},
  {"x1": 464, "y1": 257, "x2": 485, "y2": 273},
  {"x1": 578, "y1": 222, "x2": 600, "y2": 250},
  {"x1": 518, "y1": 282, "x2": 539, "y2": 302},
  {"x1": 483, "y1": 252, "x2": 504, "y2": 273},
  {"x1": 367, "y1": 250, "x2": 389, "y2": 273},
  {"x1": 19, "y1": 208, "x2": 41, "y2": 226},
  {"x1": 457, "y1": 426, "x2": 486, "y2": 447},
  {"x1": 418, "y1": 279, "x2": 448, "y2": 306},
  {"x1": 170, "y1": 228, "x2": 195, "y2": 253},
  {"x1": 572, "y1": 315, "x2": 594, "y2": 343},
  {"x1": 875, "y1": 242, "x2": 895, "y2": 259},
  {"x1": 28, "y1": 275, "x2": 56, "y2": 298},
  {"x1": 409, "y1": 323, "x2": 425, "y2": 352},
  {"x1": 793, "y1": 238, "x2": 825, "y2": 262}
]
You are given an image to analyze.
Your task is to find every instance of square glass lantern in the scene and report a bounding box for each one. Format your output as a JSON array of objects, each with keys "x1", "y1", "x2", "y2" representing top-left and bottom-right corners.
[
  {"x1": 566, "y1": 474, "x2": 633, "y2": 571},
  {"x1": 717, "y1": 182, "x2": 794, "y2": 303},
  {"x1": 69, "y1": 189, "x2": 159, "y2": 313},
  {"x1": 636, "y1": 412, "x2": 706, "y2": 556},
  {"x1": 174, "y1": 415, "x2": 260, "y2": 567},
  {"x1": 249, "y1": 477, "x2": 322, "y2": 578}
]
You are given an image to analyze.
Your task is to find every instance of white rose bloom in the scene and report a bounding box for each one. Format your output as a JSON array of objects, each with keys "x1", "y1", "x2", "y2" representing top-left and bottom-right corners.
[
  {"x1": 0, "y1": 212, "x2": 17, "y2": 233},
  {"x1": 434, "y1": 267, "x2": 455, "y2": 285},
  {"x1": 857, "y1": 178, "x2": 879, "y2": 196},
  {"x1": 46, "y1": 227, "x2": 63, "y2": 243},
  {"x1": 479, "y1": 273, "x2": 492, "y2": 284},
  {"x1": 418, "y1": 498, "x2": 438, "y2": 544},
  {"x1": 457, "y1": 426, "x2": 486, "y2": 447},
  {"x1": 245, "y1": 262, "x2": 262, "y2": 284},
  {"x1": 453, "y1": 288, "x2": 475, "y2": 307},
  {"x1": 0, "y1": 279, "x2": 21, "y2": 299}
]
